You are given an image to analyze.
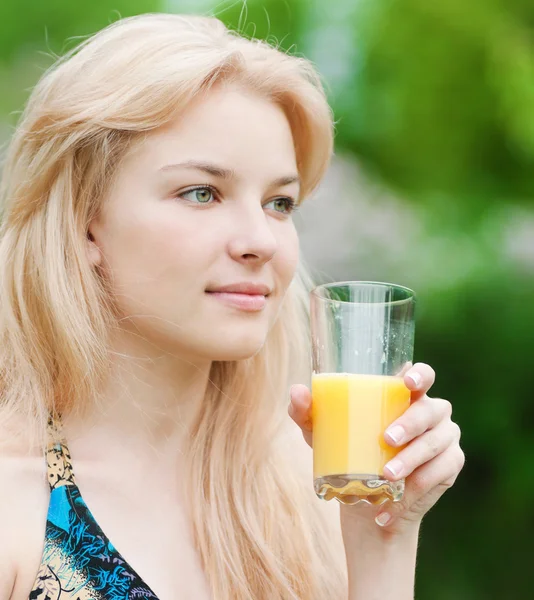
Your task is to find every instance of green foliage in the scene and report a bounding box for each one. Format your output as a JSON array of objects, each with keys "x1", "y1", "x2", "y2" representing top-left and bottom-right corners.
[
  {"x1": 211, "y1": 0, "x2": 311, "y2": 53},
  {"x1": 413, "y1": 267, "x2": 534, "y2": 598},
  {"x1": 0, "y1": 0, "x2": 162, "y2": 62},
  {"x1": 343, "y1": 0, "x2": 534, "y2": 206},
  {"x1": 0, "y1": 0, "x2": 163, "y2": 124}
]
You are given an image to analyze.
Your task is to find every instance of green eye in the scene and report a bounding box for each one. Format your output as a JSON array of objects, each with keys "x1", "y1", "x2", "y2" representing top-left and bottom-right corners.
[
  {"x1": 181, "y1": 187, "x2": 215, "y2": 204},
  {"x1": 265, "y1": 197, "x2": 297, "y2": 214},
  {"x1": 177, "y1": 187, "x2": 297, "y2": 215}
]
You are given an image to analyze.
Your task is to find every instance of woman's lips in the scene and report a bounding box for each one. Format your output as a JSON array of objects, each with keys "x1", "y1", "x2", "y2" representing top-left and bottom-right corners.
[{"x1": 206, "y1": 291, "x2": 267, "y2": 311}]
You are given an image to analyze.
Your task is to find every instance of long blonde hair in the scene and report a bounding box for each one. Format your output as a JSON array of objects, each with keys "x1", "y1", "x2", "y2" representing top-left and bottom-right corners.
[{"x1": 0, "y1": 13, "x2": 346, "y2": 599}]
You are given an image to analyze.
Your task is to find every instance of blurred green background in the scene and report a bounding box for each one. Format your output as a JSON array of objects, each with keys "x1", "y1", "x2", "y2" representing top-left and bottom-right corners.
[{"x1": 1, "y1": 1, "x2": 532, "y2": 597}]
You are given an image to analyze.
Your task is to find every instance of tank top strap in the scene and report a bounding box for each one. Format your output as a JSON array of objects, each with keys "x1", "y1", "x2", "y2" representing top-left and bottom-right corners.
[{"x1": 45, "y1": 415, "x2": 77, "y2": 491}]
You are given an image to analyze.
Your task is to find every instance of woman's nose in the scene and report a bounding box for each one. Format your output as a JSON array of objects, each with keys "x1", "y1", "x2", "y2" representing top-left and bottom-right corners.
[{"x1": 226, "y1": 207, "x2": 278, "y2": 265}]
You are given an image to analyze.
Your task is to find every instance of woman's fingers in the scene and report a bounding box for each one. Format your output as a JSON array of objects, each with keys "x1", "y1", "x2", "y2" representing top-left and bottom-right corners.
[
  {"x1": 288, "y1": 384, "x2": 312, "y2": 430},
  {"x1": 289, "y1": 384, "x2": 313, "y2": 446},
  {"x1": 383, "y1": 418, "x2": 461, "y2": 480},
  {"x1": 404, "y1": 362, "x2": 436, "y2": 400},
  {"x1": 384, "y1": 396, "x2": 452, "y2": 447},
  {"x1": 376, "y1": 442, "x2": 465, "y2": 529}
]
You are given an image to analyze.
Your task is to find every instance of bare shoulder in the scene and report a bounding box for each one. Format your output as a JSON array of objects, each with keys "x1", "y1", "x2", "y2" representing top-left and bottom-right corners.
[
  {"x1": 0, "y1": 421, "x2": 49, "y2": 599},
  {"x1": 0, "y1": 452, "x2": 17, "y2": 600}
]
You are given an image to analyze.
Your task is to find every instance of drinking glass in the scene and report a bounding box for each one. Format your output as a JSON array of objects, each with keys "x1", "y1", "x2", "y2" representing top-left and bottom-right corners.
[{"x1": 310, "y1": 281, "x2": 416, "y2": 506}]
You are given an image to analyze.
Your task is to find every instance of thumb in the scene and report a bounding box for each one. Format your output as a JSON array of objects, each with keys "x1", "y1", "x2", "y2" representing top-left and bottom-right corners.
[{"x1": 289, "y1": 384, "x2": 313, "y2": 447}]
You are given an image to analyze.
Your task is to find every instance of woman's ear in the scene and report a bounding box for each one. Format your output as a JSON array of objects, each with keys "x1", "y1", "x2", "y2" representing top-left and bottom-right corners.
[{"x1": 86, "y1": 228, "x2": 102, "y2": 267}]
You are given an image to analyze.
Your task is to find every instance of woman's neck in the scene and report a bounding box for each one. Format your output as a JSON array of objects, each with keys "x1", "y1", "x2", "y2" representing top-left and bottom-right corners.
[{"x1": 60, "y1": 328, "x2": 212, "y2": 468}]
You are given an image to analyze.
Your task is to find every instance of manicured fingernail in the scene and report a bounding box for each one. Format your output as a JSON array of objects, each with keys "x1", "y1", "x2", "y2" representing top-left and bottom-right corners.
[
  {"x1": 384, "y1": 458, "x2": 403, "y2": 478},
  {"x1": 375, "y1": 512, "x2": 392, "y2": 527},
  {"x1": 406, "y1": 371, "x2": 422, "y2": 389},
  {"x1": 385, "y1": 425, "x2": 405, "y2": 445}
]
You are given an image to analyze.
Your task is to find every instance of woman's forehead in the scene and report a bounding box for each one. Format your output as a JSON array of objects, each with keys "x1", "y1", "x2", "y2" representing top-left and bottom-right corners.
[{"x1": 123, "y1": 88, "x2": 299, "y2": 178}]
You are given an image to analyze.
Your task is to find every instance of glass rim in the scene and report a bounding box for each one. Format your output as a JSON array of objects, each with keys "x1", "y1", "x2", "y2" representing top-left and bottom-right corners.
[{"x1": 310, "y1": 280, "x2": 416, "y2": 306}]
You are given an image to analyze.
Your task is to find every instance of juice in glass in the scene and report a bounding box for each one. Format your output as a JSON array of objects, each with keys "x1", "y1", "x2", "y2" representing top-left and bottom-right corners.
[{"x1": 312, "y1": 372, "x2": 410, "y2": 505}]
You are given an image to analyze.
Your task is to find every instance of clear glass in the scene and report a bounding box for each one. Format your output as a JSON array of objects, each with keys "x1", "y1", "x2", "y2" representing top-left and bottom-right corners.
[{"x1": 310, "y1": 281, "x2": 416, "y2": 506}]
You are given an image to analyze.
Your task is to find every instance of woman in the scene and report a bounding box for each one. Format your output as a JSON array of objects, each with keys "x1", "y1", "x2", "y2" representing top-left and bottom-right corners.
[{"x1": 0, "y1": 13, "x2": 464, "y2": 600}]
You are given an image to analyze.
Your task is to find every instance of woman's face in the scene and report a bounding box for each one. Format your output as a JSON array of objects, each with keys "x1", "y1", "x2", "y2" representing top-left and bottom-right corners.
[{"x1": 88, "y1": 83, "x2": 300, "y2": 362}]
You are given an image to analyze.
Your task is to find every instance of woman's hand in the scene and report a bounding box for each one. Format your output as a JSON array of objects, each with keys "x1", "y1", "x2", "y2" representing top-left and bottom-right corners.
[{"x1": 288, "y1": 363, "x2": 465, "y2": 537}]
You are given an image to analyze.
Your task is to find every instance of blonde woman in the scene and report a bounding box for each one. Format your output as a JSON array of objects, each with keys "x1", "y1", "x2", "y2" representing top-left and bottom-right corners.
[{"x1": 0, "y1": 13, "x2": 464, "y2": 600}]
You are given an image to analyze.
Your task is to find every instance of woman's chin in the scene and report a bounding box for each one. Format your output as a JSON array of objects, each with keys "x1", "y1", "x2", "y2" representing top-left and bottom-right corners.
[{"x1": 202, "y1": 335, "x2": 267, "y2": 362}]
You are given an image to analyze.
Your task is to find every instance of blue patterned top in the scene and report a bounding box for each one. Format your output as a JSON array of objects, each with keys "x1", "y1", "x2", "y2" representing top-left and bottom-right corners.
[{"x1": 30, "y1": 420, "x2": 159, "y2": 600}]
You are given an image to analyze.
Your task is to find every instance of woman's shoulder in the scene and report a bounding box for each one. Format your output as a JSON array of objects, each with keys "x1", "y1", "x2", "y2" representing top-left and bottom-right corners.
[
  {"x1": 0, "y1": 448, "x2": 17, "y2": 599},
  {"x1": 0, "y1": 421, "x2": 50, "y2": 599}
]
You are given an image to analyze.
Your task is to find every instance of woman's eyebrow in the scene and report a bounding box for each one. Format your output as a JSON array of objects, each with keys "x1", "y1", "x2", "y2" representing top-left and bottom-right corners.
[{"x1": 158, "y1": 160, "x2": 300, "y2": 187}]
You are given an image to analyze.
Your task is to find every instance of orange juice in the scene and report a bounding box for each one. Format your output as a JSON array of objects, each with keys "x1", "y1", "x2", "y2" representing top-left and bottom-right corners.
[{"x1": 311, "y1": 373, "x2": 410, "y2": 504}]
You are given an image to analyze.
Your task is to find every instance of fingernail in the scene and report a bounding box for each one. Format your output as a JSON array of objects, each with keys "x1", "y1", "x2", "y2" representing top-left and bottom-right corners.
[
  {"x1": 375, "y1": 512, "x2": 392, "y2": 527},
  {"x1": 406, "y1": 371, "x2": 422, "y2": 389},
  {"x1": 384, "y1": 458, "x2": 403, "y2": 478},
  {"x1": 385, "y1": 425, "x2": 405, "y2": 445}
]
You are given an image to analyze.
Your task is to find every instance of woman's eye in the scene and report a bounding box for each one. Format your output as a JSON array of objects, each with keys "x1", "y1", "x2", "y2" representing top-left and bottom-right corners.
[
  {"x1": 180, "y1": 187, "x2": 215, "y2": 204},
  {"x1": 177, "y1": 188, "x2": 297, "y2": 214},
  {"x1": 265, "y1": 197, "x2": 297, "y2": 214}
]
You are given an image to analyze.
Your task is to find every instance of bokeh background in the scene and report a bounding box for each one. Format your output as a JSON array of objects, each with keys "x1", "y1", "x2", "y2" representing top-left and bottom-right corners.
[{"x1": 1, "y1": 1, "x2": 533, "y2": 597}]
